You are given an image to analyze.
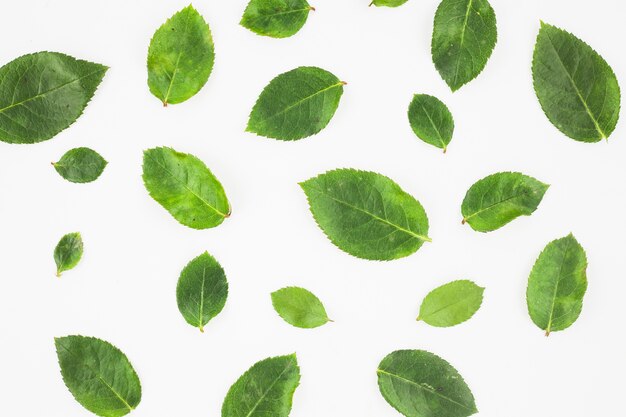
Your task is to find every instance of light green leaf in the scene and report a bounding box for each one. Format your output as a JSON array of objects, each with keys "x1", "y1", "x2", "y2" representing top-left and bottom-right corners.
[
  {"x1": 461, "y1": 172, "x2": 549, "y2": 233},
  {"x1": 142, "y1": 147, "x2": 230, "y2": 230},
  {"x1": 408, "y1": 94, "x2": 454, "y2": 152},
  {"x1": 377, "y1": 350, "x2": 477, "y2": 417},
  {"x1": 300, "y1": 169, "x2": 430, "y2": 261},
  {"x1": 53, "y1": 147, "x2": 107, "y2": 183},
  {"x1": 241, "y1": 0, "x2": 314, "y2": 38},
  {"x1": 222, "y1": 354, "x2": 300, "y2": 417},
  {"x1": 532, "y1": 22, "x2": 620, "y2": 142},
  {"x1": 370, "y1": 0, "x2": 410, "y2": 7},
  {"x1": 177, "y1": 252, "x2": 228, "y2": 332},
  {"x1": 527, "y1": 234, "x2": 588, "y2": 336},
  {"x1": 147, "y1": 5, "x2": 214, "y2": 106},
  {"x1": 432, "y1": 0, "x2": 497, "y2": 91},
  {"x1": 54, "y1": 232, "x2": 83, "y2": 277},
  {"x1": 271, "y1": 287, "x2": 330, "y2": 328},
  {"x1": 247, "y1": 66, "x2": 345, "y2": 141},
  {"x1": 55, "y1": 335, "x2": 141, "y2": 417},
  {"x1": 418, "y1": 280, "x2": 484, "y2": 327},
  {"x1": 0, "y1": 52, "x2": 107, "y2": 144}
]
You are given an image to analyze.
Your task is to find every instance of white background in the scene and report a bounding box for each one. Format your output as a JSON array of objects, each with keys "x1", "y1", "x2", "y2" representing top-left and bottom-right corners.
[{"x1": 0, "y1": 0, "x2": 624, "y2": 416}]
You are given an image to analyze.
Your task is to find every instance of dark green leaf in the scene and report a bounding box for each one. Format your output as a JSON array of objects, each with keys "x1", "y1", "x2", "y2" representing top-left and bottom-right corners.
[
  {"x1": 0, "y1": 52, "x2": 107, "y2": 144},
  {"x1": 247, "y1": 66, "x2": 345, "y2": 141},
  {"x1": 147, "y1": 5, "x2": 215, "y2": 105},
  {"x1": 370, "y1": 0, "x2": 409, "y2": 7},
  {"x1": 54, "y1": 232, "x2": 83, "y2": 277},
  {"x1": 142, "y1": 147, "x2": 230, "y2": 230},
  {"x1": 532, "y1": 22, "x2": 621, "y2": 142},
  {"x1": 55, "y1": 335, "x2": 141, "y2": 417},
  {"x1": 53, "y1": 147, "x2": 107, "y2": 183},
  {"x1": 418, "y1": 280, "x2": 484, "y2": 327},
  {"x1": 408, "y1": 94, "x2": 454, "y2": 152},
  {"x1": 377, "y1": 350, "x2": 477, "y2": 417},
  {"x1": 271, "y1": 286, "x2": 330, "y2": 328},
  {"x1": 241, "y1": 0, "x2": 314, "y2": 38}
]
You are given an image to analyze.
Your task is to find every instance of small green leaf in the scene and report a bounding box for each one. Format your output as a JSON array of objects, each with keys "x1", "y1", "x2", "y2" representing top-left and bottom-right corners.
[
  {"x1": 418, "y1": 280, "x2": 484, "y2": 327},
  {"x1": 527, "y1": 234, "x2": 588, "y2": 336},
  {"x1": 53, "y1": 147, "x2": 107, "y2": 183},
  {"x1": 271, "y1": 286, "x2": 330, "y2": 328},
  {"x1": 0, "y1": 52, "x2": 107, "y2": 144},
  {"x1": 142, "y1": 147, "x2": 230, "y2": 230},
  {"x1": 377, "y1": 350, "x2": 477, "y2": 417},
  {"x1": 247, "y1": 66, "x2": 345, "y2": 141},
  {"x1": 241, "y1": 0, "x2": 314, "y2": 38},
  {"x1": 54, "y1": 232, "x2": 83, "y2": 277},
  {"x1": 147, "y1": 5, "x2": 215, "y2": 105},
  {"x1": 532, "y1": 22, "x2": 621, "y2": 142},
  {"x1": 370, "y1": 0, "x2": 409, "y2": 7},
  {"x1": 300, "y1": 169, "x2": 430, "y2": 261},
  {"x1": 55, "y1": 335, "x2": 142, "y2": 417},
  {"x1": 176, "y1": 252, "x2": 228, "y2": 332},
  {"x1": 408, "y1": 94, "x2": 454, "y2": 152},
  {"x1": 432, "y1": 0, "x2": 497, "y2": 91},
  {"x1": 222, "y1": 354, "x2": 300, "y2": 417},
  {"x1": 461, "y1": 172, "x2": 549, "y2": 233}
]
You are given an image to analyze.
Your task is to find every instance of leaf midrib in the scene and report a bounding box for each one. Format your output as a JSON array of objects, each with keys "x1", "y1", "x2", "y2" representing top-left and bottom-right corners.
[
  {"x1": 261, "y1": 81, "x2": 344, "y2": 122},
  {"x1": 242, "y1": 361, "x2": 294, "y2": 417},
  {"x1": 545, "y1": 237, "x2": 572, "y2": 334},
  {"x1": 254, "y1": 7, "x2": 312, "y2": 18},
  {"x1": 162, "y1": 8, "x2": 194, "y2": 105},
  {"x1": 463, "y1": 188, "x2": 537, "y2": 222},
  {"x1": 452, "y1": 0, "x2": 474, "y2": 87},
  {"x1": 417, "y1": 101, "x2": 447, "y2": 150}
]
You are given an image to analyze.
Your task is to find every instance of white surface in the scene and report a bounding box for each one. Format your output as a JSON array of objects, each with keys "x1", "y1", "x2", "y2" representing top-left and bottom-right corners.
[{"x1": 0, "y1": 1, "x2": 624, "y2": 416}]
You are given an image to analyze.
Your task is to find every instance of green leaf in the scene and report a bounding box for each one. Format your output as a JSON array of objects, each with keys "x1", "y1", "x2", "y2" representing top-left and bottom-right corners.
[
  {"x1": 55, "y1": 335, "x2": 141, "y2": 417},
  {"x1": 247, "y1": 66, "x2": 345, "y2": 141},
  {"x1": 176, "y1": 252, "x2": 228, "y2": 332},
  {"x1": 431, "y1": 0, "x2": 497, "y2": 91},
  {"x1": 300, "y1": 169, "x2": 430, "y2": 261},
  {"x1": 417, "y1": 280, "x2": 484, "y2": 327},
  {"x1": 271, "y1": 286, "x2": 330, "y2": 328},
  {"x1": 54, "y1": 232, "x2": 83, "y2": 277},
  {"x1": 461, "y1": 172, "x2": 549, "y2": 233},
  {"x1": 53, "y1": 147, "x2": 107, "y2": 183},
  {"x1": 147, "y1": 5, "x2": 215, "y2": 106},
  {"x1": 222, "y1": 354, "x2": 300, "y2": 417},
  {"x1": 408, "y1": 94, "x2": 454, "y2": 152},
  {"x1": 142, "y1": 147, "x2": 230, "y2": 230},
  {"x1": 0, "y1": 52, "x2": 107, "y2": 144},
  {"x1": 241, "y1": 0, "x2": 314, "y2": 38},
  {"x1": 526, "y1": 234, "x2": 588, "y2": 336},
  {"x1": 377, "y1": 350, "x2": 477, "y2": 417},
  {"x1": 370, "y1": 0, "x2": 410, "y2": 7},
  {"x1": 532, "y1": 22, "x2": 621, "y2": 142}
]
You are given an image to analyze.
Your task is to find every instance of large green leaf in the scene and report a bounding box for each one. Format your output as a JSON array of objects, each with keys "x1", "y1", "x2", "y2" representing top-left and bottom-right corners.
[
  {"x1": 418, "y1": 280, "x2": 484, "y2": 327},
  {"x1": 377, "y1": 350, "x2": 477, "y2": 417},
  {"x1": 241, "y1": 0, "x2": 314, "y2": 38},
  {"x1": 461, "y1": 172, "x2": 549, "y2": 233},
  {"x1": 532, "y1": 22, "x2": 620, "y2": 142},
  {"x1": 300, "y1": 169, "x2": 430, "y2": 261},
  {"x1": 271, "y1": 286, "x2": 330, "y2": 329},
  {"x1": 54, "y1": 232, "x2": 83, "y2": 277},
  {"x1": 0, "y1": 52, "x2": 107, "y2": 144},
  {"x1": 55, "y1": 336, "x2": 141, "y2": 417},
  {"x1": 176, "y1": 252, "x2": 228, "y2": 332},
  {"x1": 526, "y1": 234, "x2": 588, "y2": 336},
  {"x1": 247, "y1": 66, "x2": 345, "y2": 141},
  {"x1": 53, "y1": 147, "x2": 107, "y2": 183},
  {"x1": 431, "y1": 0, "x2": 497, "y2": 91},
  {"x1": 222, "y1": 354, "x2": 300, "y2": 417},
  {"x1": 147, "y1": 5, "x2": 214, "y2": 105},
  {"x1": 408, "y1": 94, "x2": 454, "y2": 152},
  {"x1": 142, "y1": 147, "x2": 230, "y2": 230},
  {"x1": 370, "y1": 0, "x2": 410, "y2": 7}
]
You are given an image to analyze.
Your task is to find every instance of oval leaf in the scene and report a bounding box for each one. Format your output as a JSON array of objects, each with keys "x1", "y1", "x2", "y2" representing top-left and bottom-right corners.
[
  {"x1": 147, "y1": 5, "x2": 215, "y2": 105},
  {"x1": 53, "y1": 147, "x2": 107, "y2": 183},
  {"x1": 222, "y1": 354, "x2": 300, "y2": 417},
  {"x1": 54, "y1": 232, "x2": 83, "y2": 277},
  {"x1": 377, "y1": 350, "x2": 477, "y2": 417},
  {"x1": 526, "y1": 234, "x2": 588, "y2": 336},
  {"x1": 177, "y1": 251, "x2": 228, "y2": 332},
  {"x1": 271, "y1": 286, "x2": 330, "y2": 328},
  {"x1": 300, "y1": 169, "x2": 430, "y2": 260},
  {"x1": 408, "y1": 94, "x2": 454, "y2": 152},
  {"x1": 418, "y1": 280, "x2": 484, "y2": 327},
  {"x1": 241, "y1": 0, "x2": 314, "y2": 38},
  {"x1": 370, "y1": 0, "x2": 410, "y2": 7},
  {"x1": 432, "y1": 0, "x2": 497, "y2": 91},
  {"x1": 142, "y1": 147, "x2": 230, "y2": 230},
  {"x1": 55, "y1": 335, "x2": 141, "y2": 417},
  {"x1": 461, "y1": 172, "x2": 549, "y2": 232},
  {"x1": 0, "y1": 52, "x2": 107, "y2": 144},
  {"x1": 532, "y1": 22, "x2": 620, "y2": 142},
  {"x1": 247, "y1": 66, "x2": 345, "y2": 141}
]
